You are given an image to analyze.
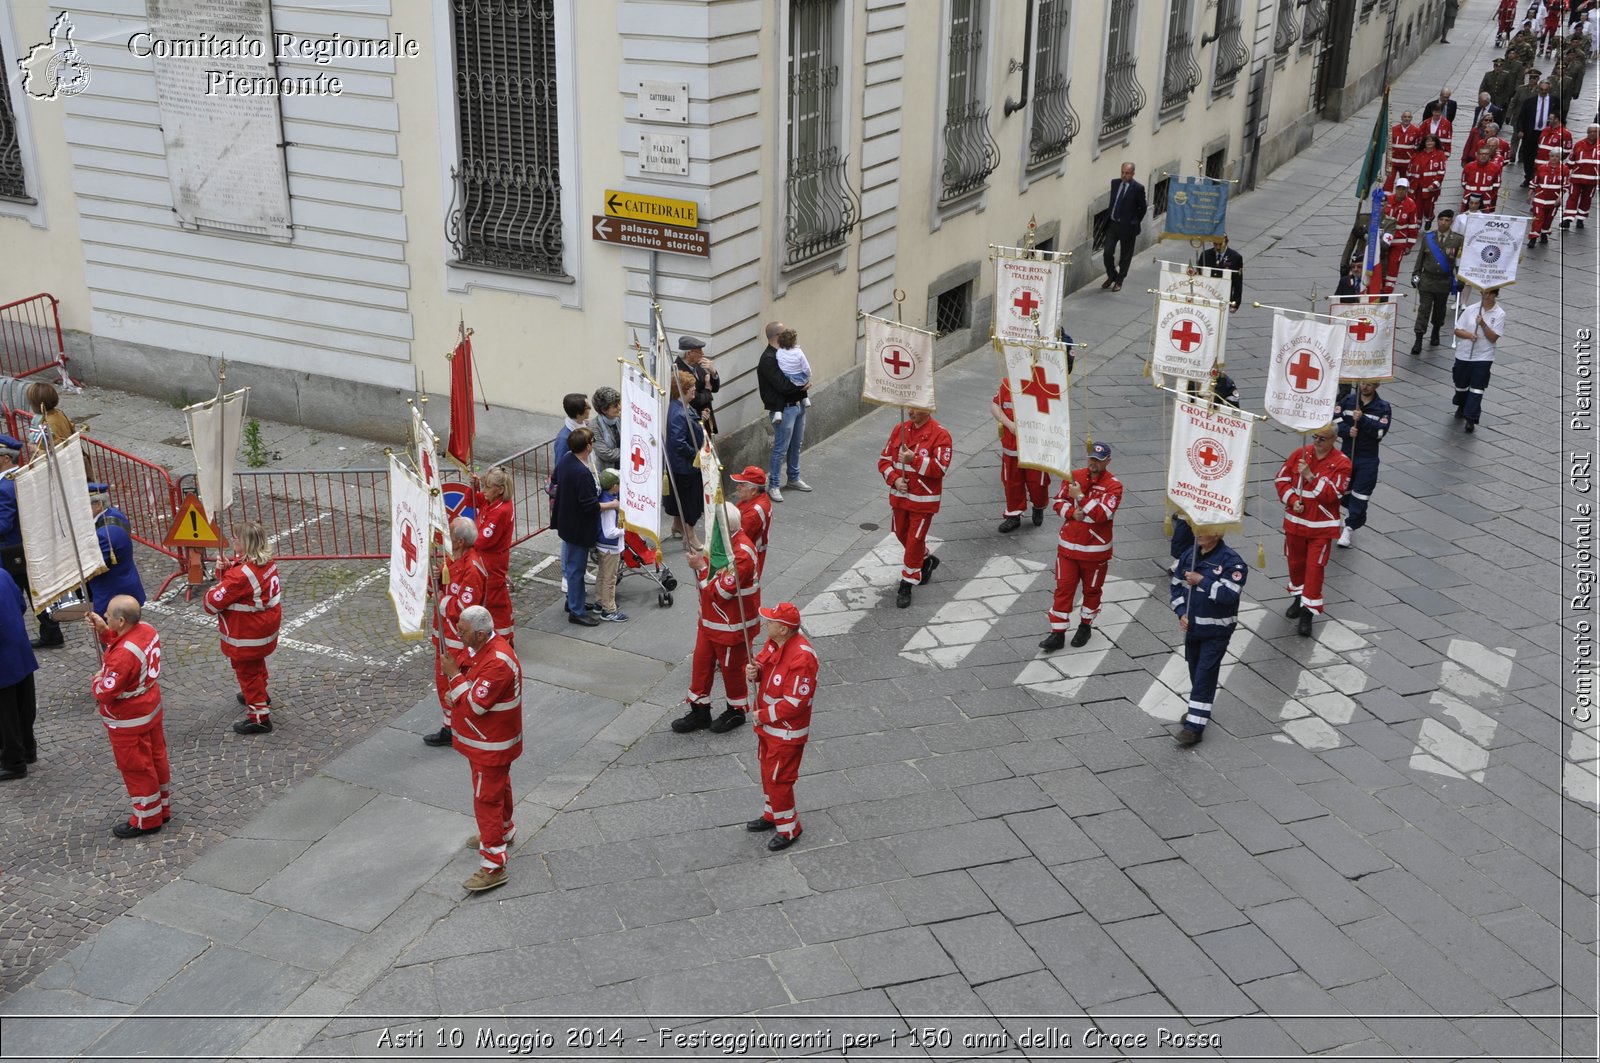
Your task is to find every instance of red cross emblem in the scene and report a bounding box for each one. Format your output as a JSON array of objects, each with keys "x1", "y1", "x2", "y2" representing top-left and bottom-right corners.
[
  {"x1": 1170, "y1": 318, "x2": 1205, "y2": 352},
  {"x1": 1013, "y1": 289, "x2": 1040, "y2": 318},
  {"x1": 1286, "y1": 350, "x2": 1323, "y2": 392},
  {"x1": 421, "y1": 448, "x2": 434, "y2": 485},
  {"x1": 631, "y1": 445, "x2": 647, "y2": 473},
  {"x1": 1196, "y1": 442, "x2": 1222, "y2": 468},
  {"x1": 1019, "y1": 365, "x2": 1061, "y2": 414},
  {"x1": 1348, "y1": 317, "x2": 1376, "y2": 342},
  {"x1": 882, "y1": 346, "x2": 914, "y2": 379},
  {"x1": 400, "y1": 518, "x2": 419, "y2": 574}
]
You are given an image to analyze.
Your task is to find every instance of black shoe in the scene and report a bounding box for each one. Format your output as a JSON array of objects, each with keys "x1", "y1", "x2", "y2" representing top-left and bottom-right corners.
[
  {"x1": 1579, "y1": 220, "x2": 1586, "y2": 230},
  {"x1": 1174, "y1": 727, "x2": 1203, "y2": 747},
  {"x1": 0, "y1": 768, "x2": 26, "y2": 781},
  {"x1": 768, "y1": 829, "x2": 801, "y2": 852},
  {"x1": 568, "y1": 611, "x2": 600, "y2": 627},
  {"x1": 1429, "y1": 331, "x2": 1441, "y2": 347},
  {"x1": 1410, "y1": 336, "x2": 1423, "y2": 356},
  {"x1": 708, "y1": 707, "x2": 745, "y2": 734},
  {"x1": 112, "y1": 820, "x2": 162, "y2": 839},
  {"x1": 232, "y1": 719, "x2": 273, "y2": 735},
  {"x1": 1031, "y1": 507, "x2": 1045, "y2": 526},
  {"x1": 25, "y1": 751, "x2": 36, "y2": 764},
  {"x1": 236, "y1": 693, "x2": 273, "y2": 706},
  {"x1": 1561, "y1": 219, "x2": 1572, "y2": 229},
  {"x1": 1070, "y1": 623, "x2": 1093, "y2": 648},
  {"x1": 919, "y1": 555, "x2": 940, "y2": 586},
  {"x1": 895, "y1": 581, "x2": 913, "y2": 608},
  {"x1": 671, "y1": 702, "x2": 712, "y2": 733},
  {"x1": 997, "y1": 516, "x2": 1022, "y2": 534},
  {"x1": 30, "y1": 635, "x2": 64, "y2": 650},
  {"x1": 422, "y1": 727, "x2": 453, "y2": 747},
  {"x1": 1541, "y1": 234, "x2": 1549, "y2": 245},
  {"x1": 1285, "y1": 596, "x2": 1304, "y2": 619},
  {"x1": 1038, "y1": 631, "x2": 1066, "y2": 652},
  {"x1": 1455, "y1": 406, "x2": 1466, "y2": 419},
  {"x1": 746, "y1": 817, "x2": 777, "y2": 832},
  {"x1": 1465, "y1": 422, "x2": 1476, "y2": 433},
  {"x1": 1297, "y1": 610, "x2": 1315, "y2": 637}
]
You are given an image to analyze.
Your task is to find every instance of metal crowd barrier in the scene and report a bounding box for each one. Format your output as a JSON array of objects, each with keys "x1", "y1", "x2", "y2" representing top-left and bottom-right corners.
[
  {"x1": 0, "y1": 293, "x2": 77, "y2": 390},
  {"x1": 489, "y1": 438, "x2": 556, "y2": 547},
  {"x1": 80, "y1": 437, "x2": 187, "y2": 595},
  {"x1": 179, "y1": 468, "x2": 390, "y2": 561}
]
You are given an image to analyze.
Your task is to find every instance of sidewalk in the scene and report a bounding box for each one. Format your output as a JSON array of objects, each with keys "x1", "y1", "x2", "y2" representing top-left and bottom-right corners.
[{"x1": 2, "y1": 16, "x2": 1595, "y2": 1060}]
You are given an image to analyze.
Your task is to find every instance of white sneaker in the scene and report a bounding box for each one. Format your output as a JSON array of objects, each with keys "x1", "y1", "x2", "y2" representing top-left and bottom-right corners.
[
  {"x1": 1336, "y1": 525, "x2": 1353, "y2": 548},
  {"x1": 769, "y1": 485, "x2": 784, "y2": 503},
  {"x1": 785, "y1": 478, "x2": 813, "y2": 492},
  {"x1": 584, "y1": 568, "x2": 598, "y2": 586},
  {"x1": 561, "y1": 576, "x2": 568, "y2": 592}
]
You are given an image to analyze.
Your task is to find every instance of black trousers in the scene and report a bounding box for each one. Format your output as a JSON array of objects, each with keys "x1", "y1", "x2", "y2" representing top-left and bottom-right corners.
[
  {"x1": 1415, "y1": 288, "x2": 1451, "y2": 337},
  {"x1": 0, "y1": 545, "x2": 60, "y2": 641},
  {"x1": 0, "y1": 673, "x2": 37, "y2": 771},
  {"x1": 1452, "y1": 359, "x2": 1493, "y2": 424},
  {"x1": 1102, "y1": 229, "x2": 1136, "y2": 283},
  {"x1": 1521, "y1": 132, "x2": 1541, "y2": 184}
]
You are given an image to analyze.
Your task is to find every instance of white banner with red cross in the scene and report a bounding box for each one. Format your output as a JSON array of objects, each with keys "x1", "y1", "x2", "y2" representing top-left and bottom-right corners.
[
  {"x1": 1265, "y1": 312, "x2": 1348, "y2": 432},
  {"x1": 619, "y1": 362, "x2": 663, "y2": 550},
  {"x1": 862, "y1": 313, "x2": 937, "y2": 409},
  {"x1": 994, "y1": 254, "x2": 1064, "y2": 343},
  {"x1": 387, "y1": 452, "x2": 431, "y2": 639},
  {"x1": 411, "y1": 406, "x2": 449, "y2": 537},
  {"x1": 996, "y1": 339, "x2": 1074, "y2": 479},
  {"x1": 1152, "y1": 292, "x2": 1227, "y2": 384},
  {"x1": 1326, "y1": 298, "x2": 1398, "y2": 381},
  {"x1": 1158, "y1": 260, "x2": 1233, "y2": 357},
  {"x1": 1167, "y1": 397, "x2": 1254, "y2": 529}
]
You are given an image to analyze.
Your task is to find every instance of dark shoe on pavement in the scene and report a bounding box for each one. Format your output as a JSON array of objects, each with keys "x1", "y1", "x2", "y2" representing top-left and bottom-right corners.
[
  {"x1": 1032, "y1": 506, "x2": 1045, "y2": 526},
  {"x1": 1174, "y1": 727, "x2": 1203, "y2": 747},
  {"x1": 997, "y1": 516, "x2": 1022, "y2": 534},
  {"x1": 1541, "y1": 233, "x2": 1549, "y2": 245},
  {"x1": 1580, "y1": 219, "x2": 1586, "y2": 230},
  {"x1": 236, "y1": 692, "x2": 273, "y2": 706},
  {"x1": 1111, "y1": 283, "x2": 1122, "y2": 292},
  {"x1": 1102, "y1": 277, "x2": 1115, "y2": 289},
  {"x1": 1409, "y1": 336, "x2": 1423, "y2": 356},
  {"x1": 113, "y1": 820, "x2": 162, "y2": 839},
  {"x1": 232, "y1": 719, "x2": 273, "y2": 735},
  {"x1": 1038, "y1": 631, "x2": 1066, "y2": 652},
  {"x1": 1465, "y1": 422, "x2": 1476, "y2": 433},
  {"x1": 1285, "y1": 596, "x2": 1304, "y2": 619},
  {"x1": 1455, "y1": 406, "x2": 1466, "y2": 419},
  {"x1": 30, "y1": 635, "x2": 64, "y2": 650},
  {"x1": 895, "y1": 581, "x2": 914, "y2": 608},
  {"x1": 1070, "y1": 623, "x2": 1093, "y2": 648},
  {"x1": 0, "y1": 768, "x2": 26, "y2": 781},
  {"x1": 708, "y1": 707, "x2": 745, "y2": 734},
  {"x1": 746, "y1": 817, "x2": 777, "y2": 832},
  {"x1": 768, "y1": 829, "x2": 802, "y2": 852},
  {"x1": 1429, "y1": 330, "x2": 1441, "y2": 347},
  {"x1": 463, "y1": 868, "x2": 508, "y2": 893},
  {"x1": 919, "y1": 555, "x2": 940, "y2": 585},
  {"x1": 671, "y1": 702, "x2": 713, "y2": 733},
  {"x1": 568, "y1": 611, "x2": 600, "y2": 627},
  {"x1": 1297, "y1": 610, "x2": 1315, "y2": 637},
  {"x1": 1561, "y1": 219, "x2": 1571, "y2": 229},
  {"x1": 423, "y1": 727, "x2": 453, "y2": 747}
]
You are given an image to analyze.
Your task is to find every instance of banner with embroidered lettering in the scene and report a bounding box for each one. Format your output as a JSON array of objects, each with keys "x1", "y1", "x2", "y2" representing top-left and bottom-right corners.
[
  {"x1": 184, "y1": 387, "x2": 249, "y2": 520},
  {"x1": 862, "y1": 313, "x2": 936, "y2": 409},
  {"x1": 411, "y1": 407, "x2": 449, "y2": 537},
  {"x1": 996, "y1": 339, "x2": 1074, "y2": 479},
  {"x1": 1167, "y1": 398, "x2": 1254, "y2": 529},
  {"x1": 1157, "y1": 261, "x2": 1231, "y2": 359},
  {"x1": 1265, "y1": 312, "x2": 1348, "y2": 432},
  {"x1": 1152, "y1": 293, "x2": 1226, "y2": 383},
  {"x1": 619, "y1": 364, "x2": 663, "y2": 550},
  {"x1": 1326, "y1": 298, "x2": 1397, "y2": 381},
  {"x1": 1161, "y1": 175, "x2": 1229, "y2": 241},
  {"x1": 1455, "y1": 213, "x2": 1530, "y2": 289},
  {"x1": 994, "y1": 255, "x2": 1064, "y2": 343},
  {"x1": 387, "y1": 453, "x2": 431, "y2": 639},
  {"x1": 15, "y1": 434, "x2": 106, "y2": 611},
  {"x1": 696, "y1": 435, "x2": 727, "y2": 571}
]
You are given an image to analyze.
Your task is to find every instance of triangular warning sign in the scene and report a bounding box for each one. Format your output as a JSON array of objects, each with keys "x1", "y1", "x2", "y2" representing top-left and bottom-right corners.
[{"x1": 164, "y1": 494, "x2": 223, "y2": 547}]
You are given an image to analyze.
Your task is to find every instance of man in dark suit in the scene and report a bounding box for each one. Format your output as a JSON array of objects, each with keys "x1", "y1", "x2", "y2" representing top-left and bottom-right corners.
[
  {"x1": 1101, "y1": 162, "x2": 1147, "y2": 293},
  {"x1": 1518, "y1": 80, "x2": 1565, "y2": 185},
  {"x1": 1421, "y1": 88, "x2": 1457, "y2": 124},
  {"x1": 1469, "y1": 92, "x2": 1505, "y2": 134},
  {"x1": 1197, "y1": 236, "x2": 1244, "y2": 311}
]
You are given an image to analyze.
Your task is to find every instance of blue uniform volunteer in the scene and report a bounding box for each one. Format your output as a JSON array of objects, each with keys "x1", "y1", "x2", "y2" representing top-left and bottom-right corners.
[
  {"x1": 87, "y1": 483, "x2": 146, "y2": 615},
  {"x1": 1169, "y1": 525, "x2": 1248, "y2": 746},
  {"x1": 1336, "y1": 382, "x2": 1391, "y2": 547}
]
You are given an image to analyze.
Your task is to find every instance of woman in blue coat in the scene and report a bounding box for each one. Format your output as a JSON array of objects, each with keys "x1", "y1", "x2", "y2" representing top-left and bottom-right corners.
[{"x1": 663, "y1": 370, "x2": 706, "y2": 550}]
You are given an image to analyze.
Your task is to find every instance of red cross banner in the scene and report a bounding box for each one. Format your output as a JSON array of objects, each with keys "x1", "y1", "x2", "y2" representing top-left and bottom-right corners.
[
  {"x1": 1167, "y1": 397, "x2": 1254, "y2": 529},
  {"x1": 1455, "y1": 213, "x2": 1530, "y2": 289},
  {"x1": 1265, "y1": 311, "x2": 1348, "y2": 432},
  {"x1": 387, "y1": 452, "x2": 432, "y2": 639},
  {"x1": 411, "y1": 406, "x2": 449, "y2": 537},
  {"x1": 1326, "y1": 298, "x2": 1398, "y2": 381},
  {"x1": 863, "y1": 313, "x2": 937, "y2": 410},
  {"x1": 1152, "y1": 292, "x2": 1226, "y2": 384},
  {"x1": 619, "y1": 362, "x2": 663, "y2": 550},
  {"x1": 994, "y1": 254, "x2": 1064, "y2": 344},
  {"x1": 996, "y1": 339, "x2": 1074, "y2": 478},
  {"x1": 1158, "y1": 260, "x2": 1232, "y2": 360}
]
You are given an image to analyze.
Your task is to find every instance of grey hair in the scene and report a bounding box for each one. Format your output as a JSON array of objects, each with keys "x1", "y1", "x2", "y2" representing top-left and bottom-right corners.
[
  {"x1": 458, "y1": 605, "x2": 495, "y2": 636},
  {"x1": 450, "y1": 517, "x2": 478, "y2": 549}
]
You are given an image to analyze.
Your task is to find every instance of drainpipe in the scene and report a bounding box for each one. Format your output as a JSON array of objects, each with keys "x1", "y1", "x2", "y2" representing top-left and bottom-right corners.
[{"x1": 1003, "y1": 0, "x2": 1037, "y2": 117}]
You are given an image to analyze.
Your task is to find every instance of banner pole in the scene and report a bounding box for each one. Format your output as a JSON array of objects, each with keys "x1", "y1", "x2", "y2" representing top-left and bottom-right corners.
[{"x1": 705, "y1": 434, "x2": 754, "y2": 665}]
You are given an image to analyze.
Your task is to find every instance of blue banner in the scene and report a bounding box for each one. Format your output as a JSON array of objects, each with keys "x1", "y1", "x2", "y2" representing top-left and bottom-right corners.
[
  {"x1": 1161, "y1": 176, "x2": 1229, "y2": 240},
  {"x1": 1364, "y1": 187, "x2": 1386, "y2": 274}
]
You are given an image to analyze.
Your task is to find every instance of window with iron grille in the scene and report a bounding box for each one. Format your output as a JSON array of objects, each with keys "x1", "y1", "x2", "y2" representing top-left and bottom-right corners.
[
  {"x1": 446, "y1": 0, "x2": 565, "y2": 278},
  {"x1": 1160, "y1": 0, "x2": 1202, "y2": 115},
  {"x1": 1300, "y1": 0, "x2": 1328, "y2": 51},
  {"x1": 1090, "y1": 208, "x2": 1110, "y2": 252},
  {"x1": 1101, "y1": 0, "x2": 1147, "y2": 141},
  {"x1": 1274, "y1": 0, "x2": 1300, "y2": 62},
  {"x1": 0, "y1": 39, "x2": 26, "y2": 201},
  {"x1": 941, "y1": 0, "x2": 1001, "y2": 201},
  {"x1": 1029, "y1": 0, "x2": 1080, "y2": 166},
  {"x1": 934, "y1": 282, "x2": 972, "y2": 335},
  {"x1": 1151, "y1": 175, "x2": 1171, "y2": 218},
  {"x1": 1205, "y1": 147, "x2": 1226, "y2": 179},
  {"x1": 786, "y1": 0, "x2": 858, "y2": 266},
  {"x1": 1211, "y1": 0, "x2": 1249, "y2": 92},
  {"x1": 1360, "y1": 0, "x2": 1376, "y2": 22}
]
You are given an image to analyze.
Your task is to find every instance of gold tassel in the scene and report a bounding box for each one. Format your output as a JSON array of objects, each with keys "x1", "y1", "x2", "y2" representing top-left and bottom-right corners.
[
  {"x1": 108, "y1": 541, "x2": 117, "y2": 566},
  {"x1": 1142, "y1": 360, "x2": 1151, "y2": 380},
  {"x1": 1163, "y1": 513, "x2": 1173, "y2": 537},
  {"x1": 1257, "y1": 544, "x2": 1266, "y2": 568}
]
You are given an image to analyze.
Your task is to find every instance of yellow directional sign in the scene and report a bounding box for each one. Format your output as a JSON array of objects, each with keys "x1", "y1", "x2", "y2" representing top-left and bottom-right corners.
[{"x1": 603, "y1": 189, "x2": 698, "y2": 229}]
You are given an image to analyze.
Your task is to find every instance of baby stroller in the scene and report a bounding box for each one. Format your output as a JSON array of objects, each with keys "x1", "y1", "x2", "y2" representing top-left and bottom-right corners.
[{"x1": 618, "y1": 530, "x2": 679, "y2": 607}]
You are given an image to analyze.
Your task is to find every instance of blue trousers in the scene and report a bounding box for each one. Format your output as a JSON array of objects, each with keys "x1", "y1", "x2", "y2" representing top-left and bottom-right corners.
[
  {"x1": 768, "y1": 403, "x2": 807, "y2": 486},
  {"x1": 1183, "y1": 633, "x2": 1232, "y2": 733},
  {"x1": 1341, "y1": 459, "x2": 1380, "y2": 530},
  {"x1": 1451, "y1": 359, "x2": 1492, "y2": 425},
  {"x1": 560, "y1": 540, "x2": 589, "y2": 616}
]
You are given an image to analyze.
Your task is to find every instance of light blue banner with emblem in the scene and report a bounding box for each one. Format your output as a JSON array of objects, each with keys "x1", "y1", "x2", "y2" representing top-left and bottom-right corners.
[{"x1": 1161, "y1": 176, "x2": 1229, "y2": 241}]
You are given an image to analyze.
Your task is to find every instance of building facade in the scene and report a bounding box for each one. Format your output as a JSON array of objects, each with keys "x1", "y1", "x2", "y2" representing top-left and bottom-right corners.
[{"x1": 0, "y1": 0, "x2": 1439, "y2": 452}]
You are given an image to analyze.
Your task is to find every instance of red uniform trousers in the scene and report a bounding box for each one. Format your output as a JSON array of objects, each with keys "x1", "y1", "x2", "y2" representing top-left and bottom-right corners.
[
  {"x1": 107, "y1": 722, "x2": 171, "y2": 828},
  {"x1": 1000, "y1": 455, "x2": 1050, "y2": 517},
  {"x1": 232, "y1": 658, "x2": 270, "y2": 724},
  {"x1": 1049, "y1": 555, "x2": 1109, "y2": 632},
  {"x1": 688, "y1": 637, "x2": 750, "y2": 708},
  {"x1": 486, "y1": 589, "x2": 514, "y2": 647},
  {"x1": 1284, "y1": 533, "x2": 1334, "y2": 614},
  {"x1": 470, "y1": 761, "x2": 515, "y2": 870},
  {"x1": 1532, "y1": 199, "x2": 1561, "y2": 237},
  {"x1": 891, "y1": 506, "x2": 934, "y2": 583},
  {"x1": 756, "y1": 732, "x2": 806, "y2": 839},
  {"x1": 1567, "y1": 183, "x2": 1596, "y2": 221}
]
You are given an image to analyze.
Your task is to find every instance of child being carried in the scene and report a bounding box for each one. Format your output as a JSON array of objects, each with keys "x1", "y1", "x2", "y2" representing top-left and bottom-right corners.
[{"x1": 772, "y1": 327, "x2": 812, "y2": 425}]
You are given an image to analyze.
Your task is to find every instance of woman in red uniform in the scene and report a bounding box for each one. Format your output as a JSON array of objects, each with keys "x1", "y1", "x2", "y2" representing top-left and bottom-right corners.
[
  {"x1": 204, "y1": 520, "x2": 282, "y2": 735},
  {"x1": 1409, "y1": 132, "x2": 1448, "y2": 228},
  {"x1": 470, "y1": 467, "x2": 515, "y2": 642}
]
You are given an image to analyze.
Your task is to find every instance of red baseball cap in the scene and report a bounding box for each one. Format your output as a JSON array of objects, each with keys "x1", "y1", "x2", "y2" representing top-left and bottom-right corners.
[
  {"x1": 730, "y1": 465, "x2": 767, "y2": 485},
  {"x1": 759, "y1": 602, "x2": 802, "y2": 627}
]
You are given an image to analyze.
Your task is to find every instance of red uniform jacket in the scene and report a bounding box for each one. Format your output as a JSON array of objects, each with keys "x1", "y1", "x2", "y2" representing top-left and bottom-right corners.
[
  {"x1": 738, "y1": 493, "x2": 774, "y2": 579},
  {"x1": 435, "y1": 549, "x2": 489, "y2": 666},
  {"x1": 1420, "y1": 115, "x2": 1453, "y2": 156},
  {"x1": 878, "y1": 418, "x2": 953, "y2": 514},
  {"x1": 94, "y1": 621, "x2": 164, "y2": 733},
  {"x1": 695, "y1": 530, "x2": 761, "y2": 647},
  {"x1": 752, "y1": 632, "x2": 818, "y2": 744},
  {"x1": 1380, "y1": 195, "x2": 1421, "y2": 250},
  {"x1": 1534, "y1": 160, "x2": 1570, "y2": 206},
  {"x1": 1052, "y1": 468, "x2": 1125, "y2": 561},
  {"x1": 993, "y1": 379, "x2": 1021, "y2": 456},
  {"x1": 448, "y1": 633, "x2": 523, "y2": 767},
  {"x1": 1571, "y1": 136, "x2": 1600, "y2": 185},
  {"x1": 1462, "y1": 158, "x2": 1505, "y2": 208},
  {"x1": 1275, "y1": 446, "x2": 1353, "y2": 540},
  {"x1": 1538, "y1": 126, "x2": 1575, "y2": 165},
  {"x1": 1408, "y1": 149, "x2": 1447, "y2": 197},
  {"x1": 203, "y1": 559, "x2": 282, "y2": 661},
  {"x1": 471, "y1": 490, "x2": 515, "y2": 626},
  {"x1": 1389, "y1": 123, "x2": 1422, "y2": 170}
]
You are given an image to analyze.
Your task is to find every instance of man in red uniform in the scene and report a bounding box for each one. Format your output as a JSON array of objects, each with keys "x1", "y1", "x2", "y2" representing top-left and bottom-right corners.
[
  {"x1": 1275, "y1": 425, "x2": 1353, "y2": 638},
  {"x1": 991, "y1": 377, "x2": 1051, "y2": 533},
  {"x1": 1564, "y1": 123, "x2": 1600, "y2": 228},
  {"x1": 673, "y1": 502, "x2": 761, "y2": 736},
  {"x1": 470, "y1": 467, "x2": 515, "y2": 642},
  {"x1": 879, "y1": 408, "x2": 953, "y2": 608},
  {"x1": 1531, "y1": 145, "x2": 1570, "y2": 245},
  {"x1": 731, "y1": 466, "x2": 774, "y2": 579},
  {"x1": 1369, "y1": 180, "x2": 1420, "y2": 295},
  {"x1": 1462, "y1": 145, "x2": 1507, "y2": 211},
  {"x1": 1496, "y1": 0, "x2": 1517, "y2": 43},
  {"x1": 203, "y1": 520, "x2": 282, "y2": 735},
  {"x1": 742, "y1": 601, "x2": 817, "y2": 852},
  {"x1": 88, "y1": 596, "x2": 171, "y2": 837},
  {"x1": 448, "y1": 605, "x2": 523, "y2": 892},
  {"x1": 1040, "y1": 442, "x2": 1124, "y2": 652},
  {"x1": 1420, "y1": 110, "x2": 1454, "y2": 159},
  {"x1": 424, "y1": 518, "x2": 489, "y2": 748},
  {"x1": 1389, "y1": 111, "x2": 1422, "y2": 176}
]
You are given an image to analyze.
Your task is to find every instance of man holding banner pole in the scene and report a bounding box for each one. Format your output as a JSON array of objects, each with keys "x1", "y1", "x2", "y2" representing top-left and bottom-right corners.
[
  {"x1": 1276, "y1": 426, "x2": 1352, "y2": 637},
  {"x1": 1336, "y1": 380, "x2": 1392, "y2": 549},
  {"x1": 880, "y1": 409, "x2": 952, "y2": 610},
  {"x1": 1170, "y1": 527, "x2": 1249, "y2": 747},
  {"x1": 992, "y1": 378, "x2": 1051, "y2": 533},
  {"x1": 1452, "y1": 288, "x2": 1506, "y2": 432},
  {"x1": 1040, "y1": 442, "x2": 1122, "y2": 652}
]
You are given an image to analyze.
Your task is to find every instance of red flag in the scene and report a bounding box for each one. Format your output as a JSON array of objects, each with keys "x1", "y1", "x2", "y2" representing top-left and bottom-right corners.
[{"x1": 446, "y1": 332, "x2": 474, "y2": 468}]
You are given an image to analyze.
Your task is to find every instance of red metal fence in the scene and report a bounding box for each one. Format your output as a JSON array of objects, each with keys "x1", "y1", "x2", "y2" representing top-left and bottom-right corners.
[
  {"x1": 490, "y1": 438, "x2": 555, "y2": 548},
  {"x1": 81, "y1": 437, "x2": 187, "y2": 594},
  {"x1": 178, "y1": 469, "x2": 390, "y2": 561},
  {"x1": 0, "y1": 293, "x2": 76, "y2": 388}
]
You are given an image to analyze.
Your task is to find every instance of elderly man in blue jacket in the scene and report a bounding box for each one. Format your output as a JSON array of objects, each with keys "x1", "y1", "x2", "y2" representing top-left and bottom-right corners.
[
  {"x1": 0, "y1": 567, "x2": 39, "y2": 780},
  {"x1": 87, "y1": 482, "x2": 146, "y2": 615}
]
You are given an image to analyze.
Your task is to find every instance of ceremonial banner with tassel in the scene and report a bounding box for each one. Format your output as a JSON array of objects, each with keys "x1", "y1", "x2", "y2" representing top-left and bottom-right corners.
[
  {"x1": 995, "y1": 338, "x2": 1074, "y2": 479},
  {"x1": 1152, "y1": 292, "x2": 1226, "y2": 384},
  {"x1": 411, "y1": 406, "x2": 449, "y2": 537},
  {"x1": 1265, "y1": 312, "x2": 1348, "y2": 431},
  {"x1": 994, "y1": 253, "x2": 1064, "y2": 343},
  {"x1": 1161, "y1": 175, "x2": 1230, "y2": 241},
  {"x1": 696, "y1": 434, "x2": 728, "y2": 571},
  {"x1": 1455, "y1": 214, "x2": 1531, "y2": 289},
  {"x1": 619, "y1": 361, "x2": 664, "y2": 550},
  {"x1": 184, "y1": 387, "x2": 249, "y2": 520},
  {"x1": 1326, "y1": 298, "x2": 1398, "y2": 381},
  {"x1": 1167, "y1": 398, "x2": 1254, "y2": 529},
  {"x1": 446, "y1": 327, "x2": 475, "y2": 470},
  {"x1": 15, "y1": 434, "x2": 105, "y2": 611},
  {"x1": 1355, "y1": 88, "x2": 1389, "y2": 201},
  {"x1": 862, "y1": 313, "x2": 937, "y2": 410},
  {"x1": 387, "y1": 452, "x2": 431, "y2": 639},
  {"x1": 1156, "y1": 260, "x2": 1232, "y2": 358}
]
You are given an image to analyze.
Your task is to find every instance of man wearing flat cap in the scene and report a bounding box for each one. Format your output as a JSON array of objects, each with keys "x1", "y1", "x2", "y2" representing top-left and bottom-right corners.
[
  {"x1": 743, "y1": 601, "x2": 816, "y2": 851},
  {"x1": 1041, "y1": 441, "x2": 1124, "y2": 652},
  {"x1": 675, "y1": 336, "x2": 720, "y2": 435}
]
